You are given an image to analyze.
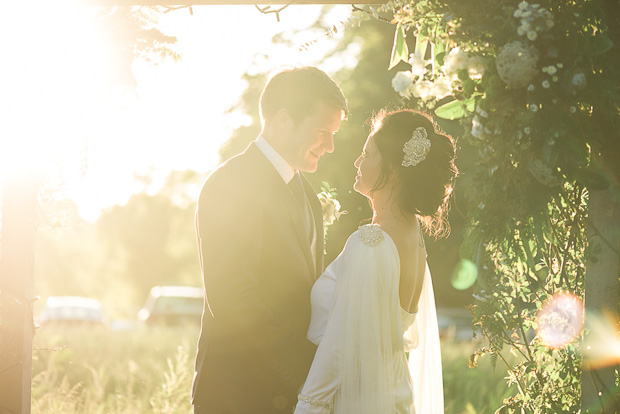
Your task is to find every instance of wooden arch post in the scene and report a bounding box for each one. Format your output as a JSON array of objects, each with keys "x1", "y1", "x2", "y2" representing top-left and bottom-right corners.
[{"x1": 0, "y1": 170, "x2": 38, "y2": 414}]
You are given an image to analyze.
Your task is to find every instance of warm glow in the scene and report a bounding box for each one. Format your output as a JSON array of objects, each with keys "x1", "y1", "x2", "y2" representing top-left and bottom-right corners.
[
  {"x1": 0, "y1": 1, "x2": 116, "y2": 203},
  {"x1": 583, "y1": 310, "x2": 620, "y2": 370},
  {"x1": 0, "y1": 2, "x2": 353, "y2": 221}
]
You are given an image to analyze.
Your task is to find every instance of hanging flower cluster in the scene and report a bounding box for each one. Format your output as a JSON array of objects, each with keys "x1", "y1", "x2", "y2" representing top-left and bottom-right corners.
[
  {"x1": 391, "y1": 51, "x2": 454, "y2": 100},
  {"x1": 496, "y1": 41, "x2": 538, "y2": 88},
  {"x1": 514, "y1": 1, "x2": 554, "y2": 41}
]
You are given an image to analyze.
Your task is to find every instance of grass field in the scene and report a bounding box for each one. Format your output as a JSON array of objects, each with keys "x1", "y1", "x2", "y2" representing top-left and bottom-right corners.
[{"x1": 30, "y1": 326, "x2": 516, "y2": 413}]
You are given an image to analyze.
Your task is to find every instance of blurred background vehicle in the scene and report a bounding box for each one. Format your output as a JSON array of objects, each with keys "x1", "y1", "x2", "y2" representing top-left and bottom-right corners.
[
  {"x1": 436, "y1": 306, "x2": 476, "y2": 341},
  {"x1": 37, "y1": 296, "x2": 107, "y2": 328},
  {"x1": 138, "y1": 285, "x2": 203, "y2": 326}
]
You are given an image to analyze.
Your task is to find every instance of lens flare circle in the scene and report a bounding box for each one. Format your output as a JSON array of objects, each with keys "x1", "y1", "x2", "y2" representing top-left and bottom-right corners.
[
  {"x1": 536, "y1": 292, "x2": 584, "y2": 349},
  {"x1": 451, "y1": 259, "x2": 478, "y2": 290}
]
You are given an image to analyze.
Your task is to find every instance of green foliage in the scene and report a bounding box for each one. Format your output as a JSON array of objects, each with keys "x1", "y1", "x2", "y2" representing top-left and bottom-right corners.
[
  {"x1": 375, "y1": 0, "x2": 620, "y2": 411},
  {"x1": 95, "y1": 7, "x2": 180, "y2": 88}
]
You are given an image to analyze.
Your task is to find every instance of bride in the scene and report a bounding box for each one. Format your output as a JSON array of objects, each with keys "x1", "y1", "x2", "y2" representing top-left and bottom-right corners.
[{"x1": 294, "y1": 109, "x2": 457, "y2": 414}]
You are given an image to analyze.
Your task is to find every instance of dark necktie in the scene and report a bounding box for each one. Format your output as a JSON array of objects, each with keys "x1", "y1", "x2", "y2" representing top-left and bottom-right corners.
[
  {"x1": 288, "y1": 173, "x2": 306, "y2": 206},
  {"x1": 288, "y1": 174, "x2": 313, "y2": 240}
]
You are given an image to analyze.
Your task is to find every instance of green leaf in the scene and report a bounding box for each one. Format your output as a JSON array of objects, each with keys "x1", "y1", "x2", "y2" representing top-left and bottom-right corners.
[
  {"x1": 459, "y1": 230, "x2": 481, "y2": 260},
  {"x1": 574, "y1": 168, "x2": 609, "y2": 190},
  {"x1": 388, "y1": 24, "x2": 409, "y2": 70},
  {"x1": 414, "y1": 35, "x2": 428, "y2": 58},
  {"x1": 583, "y1": 35, "x2": 614, "y2": 56},
  {"x1": 435, "y1": 95, "x2": 478, "y2": 120}
]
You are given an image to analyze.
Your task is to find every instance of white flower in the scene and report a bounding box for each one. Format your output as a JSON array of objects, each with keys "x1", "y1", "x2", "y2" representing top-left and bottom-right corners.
[
  {"x1": 443, "y1": 47, "x2": 470, "y2": 77},
  {"x1": 432, "y1": 75, "x2": 453, "y2": 98},
  {"x1": 408, "y1": 51, "x2": 428, "y2": 77},
  {"x1": 476, "y1": 106, "x2": 489, "y2": 118},
  {"x1": 529, "y1": 103, "x2": 539, "y2": 112},
  {"x1": 542, "y1": 80, "x2": 550, "y2": 88},
  {"x1": 411, "y1": 80, "x2": 434, "y2": 99},
  {"x1": 392, "y1": 71, "x2": 415, "y2": 97},
  {"x1": 318, "y1": 186, "x2": 347, "y2": 227},
  {"x1": 517, "y1": 26, "x2": 526, "y2": 36},
  {"x1": 467, "y1": 56, "x2": 486, "y2": 80},
  {"x1": 546, "y1": 65, "x2": 557, "y2": 75},
  {"x1": 529, "y1": 159, "x2": 561, "y2": 186},
  {"x1": 572, "y1": 73, "x2": 586, "y2": 88},
  {"x1": 528, "y1": 84, "x2": 535, "y2": 91},
  {"x1": 471, "y1": 115, "x2": 485, "y2": 138},
  {"x1": 527, "y1": 31, "x2": 538, "y2": 41},
  {"x1": 546, "y1": 19, "x2": 555, "y2": 28},
  {"x1": 519, "y1": 1, "x2": 529, "y2": 10},
  {"x1": 570, "y1": 106, "x2": 577, "y2": 113},
  {"x1": 514, "y1": 9, "x2": 523, "y2": 18},
  {"x1": 496, "y1": 41, "x2": 539, "y2": 88},
  {"x1": 524, "y1": 127, "x2": 531, "y2": 134}
]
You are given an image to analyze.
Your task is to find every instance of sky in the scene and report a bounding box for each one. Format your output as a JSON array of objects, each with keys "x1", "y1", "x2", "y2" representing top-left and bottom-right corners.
[{"x1": 0, "y1": 2, "x2": 356, "y2": 221}]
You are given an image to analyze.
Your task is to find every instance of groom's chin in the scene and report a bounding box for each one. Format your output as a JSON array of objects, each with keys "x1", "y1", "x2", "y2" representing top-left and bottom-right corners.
[{"x1": 302, "y1": 161, "x2": 319, "y2": 173}]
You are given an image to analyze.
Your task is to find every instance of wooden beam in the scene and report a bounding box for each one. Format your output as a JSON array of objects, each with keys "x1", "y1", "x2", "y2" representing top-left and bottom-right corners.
[{"x1": 82, "y1": 0, "x2": 389, "y2": 5}]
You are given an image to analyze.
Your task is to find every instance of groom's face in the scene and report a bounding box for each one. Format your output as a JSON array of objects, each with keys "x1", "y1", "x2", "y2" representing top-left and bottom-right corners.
[{"x1": 284, "y1": 101, "x2": 342, "y2": 173}]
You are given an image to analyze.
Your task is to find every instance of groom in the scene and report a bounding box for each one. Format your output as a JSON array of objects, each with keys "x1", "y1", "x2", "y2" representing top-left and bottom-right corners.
[{"x1": 192, "y1": 67, "x2": 348, "y2": 414}]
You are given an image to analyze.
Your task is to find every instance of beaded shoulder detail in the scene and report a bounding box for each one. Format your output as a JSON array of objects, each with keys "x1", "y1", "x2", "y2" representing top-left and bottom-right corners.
[{"x1": 358, "y1": 224, "x2": 384, "y2": 246}]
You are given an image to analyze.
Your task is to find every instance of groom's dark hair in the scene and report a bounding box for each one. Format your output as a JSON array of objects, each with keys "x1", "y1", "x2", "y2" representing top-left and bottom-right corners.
[{"x1": 260, "y1": 66, "x2": 349, "y2": 125}]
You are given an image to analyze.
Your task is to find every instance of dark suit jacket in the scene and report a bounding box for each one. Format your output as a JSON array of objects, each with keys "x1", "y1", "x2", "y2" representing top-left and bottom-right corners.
[{"x1": 192, "y1": 143, "x2": 324, "y2": 413}]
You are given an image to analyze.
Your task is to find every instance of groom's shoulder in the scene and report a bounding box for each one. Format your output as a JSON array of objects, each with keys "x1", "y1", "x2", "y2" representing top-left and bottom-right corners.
[{"x1": 199, "y1": 148, "x2": 259, "y2": 199}]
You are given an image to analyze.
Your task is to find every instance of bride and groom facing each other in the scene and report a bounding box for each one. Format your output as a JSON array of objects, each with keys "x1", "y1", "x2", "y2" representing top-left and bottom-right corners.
[{"x1": 192, "y1": 66, "x2": 456, "y2": 414}]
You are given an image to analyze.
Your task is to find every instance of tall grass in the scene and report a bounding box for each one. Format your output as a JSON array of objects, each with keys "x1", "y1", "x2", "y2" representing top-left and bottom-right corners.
[
  {"x1": 32, "y1": 326, "x2": 196, "y2": 414},
  {"x1": 31, "y1": 326, "x2": 514, "y2": 413}
]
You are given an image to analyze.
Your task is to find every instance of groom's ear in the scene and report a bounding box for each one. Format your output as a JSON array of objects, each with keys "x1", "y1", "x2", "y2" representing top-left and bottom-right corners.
[{"x1": 274, "y1": 108, "x2": 294, "y2": 132}]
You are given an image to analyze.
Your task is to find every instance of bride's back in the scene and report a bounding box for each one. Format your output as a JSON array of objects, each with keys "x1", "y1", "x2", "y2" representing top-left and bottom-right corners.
[{"x1": 381, "y1": 222, "x2": 427, "y2": 315}]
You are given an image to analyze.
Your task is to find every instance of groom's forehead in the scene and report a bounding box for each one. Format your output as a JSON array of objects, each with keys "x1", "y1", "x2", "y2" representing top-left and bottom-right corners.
[{"x1": 300, "y1": 103, "x2": 343, "y2": 127}]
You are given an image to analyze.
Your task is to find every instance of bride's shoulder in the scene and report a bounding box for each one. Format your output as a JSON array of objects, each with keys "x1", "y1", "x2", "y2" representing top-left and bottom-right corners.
[
  {"x1": 357, "y1": 224, "x2": 386, "y2": 246},
  {"x1": 344, "y1": 224, "x2": 389, "y2": 248}
]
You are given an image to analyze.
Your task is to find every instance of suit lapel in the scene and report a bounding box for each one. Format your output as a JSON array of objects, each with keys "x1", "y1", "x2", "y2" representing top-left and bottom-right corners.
[
  {"x1": 245, "y1": 144, "x2": 317, "y2": 279},
  {"x1": 301, "y1": 173, "x2": 325, "y2": 275}
]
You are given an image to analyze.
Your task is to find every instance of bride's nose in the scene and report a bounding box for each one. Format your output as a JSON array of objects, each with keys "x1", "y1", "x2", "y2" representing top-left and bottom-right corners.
[{"x1": 354, "y1": 155, "x2": 362, "y2": 168}]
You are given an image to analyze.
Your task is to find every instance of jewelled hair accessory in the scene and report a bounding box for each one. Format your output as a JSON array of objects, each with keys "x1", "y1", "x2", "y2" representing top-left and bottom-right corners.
[{"x1": 402, "y1": 127, "x2": 431, "y2": 167}]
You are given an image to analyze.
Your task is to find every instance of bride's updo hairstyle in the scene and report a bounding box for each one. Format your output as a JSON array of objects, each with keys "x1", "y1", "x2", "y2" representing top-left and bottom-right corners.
[{"x1": 370, "y1": 109, "x2": 457, "y2": 238}]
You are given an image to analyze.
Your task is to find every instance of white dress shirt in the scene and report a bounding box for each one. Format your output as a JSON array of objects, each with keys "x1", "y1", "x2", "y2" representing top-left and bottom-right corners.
[{"x1": 255, "y1": 135, "x2": 295, "y2": 184}]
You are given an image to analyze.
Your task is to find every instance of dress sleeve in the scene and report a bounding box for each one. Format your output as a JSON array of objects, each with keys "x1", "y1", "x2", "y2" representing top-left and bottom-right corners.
[{"x1": 294, "y1": 226, "x2": 401, "y2": 414}]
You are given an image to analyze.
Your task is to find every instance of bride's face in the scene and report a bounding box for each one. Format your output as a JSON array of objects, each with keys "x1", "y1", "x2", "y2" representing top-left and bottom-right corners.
[{"x1": 353, "y1": 134, "x2": 383, "y2": 197}]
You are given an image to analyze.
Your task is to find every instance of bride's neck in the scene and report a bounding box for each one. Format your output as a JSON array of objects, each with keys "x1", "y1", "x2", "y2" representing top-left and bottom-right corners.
[{"x1": 370, "y1": 191, "x2": 416, "y2": 229}]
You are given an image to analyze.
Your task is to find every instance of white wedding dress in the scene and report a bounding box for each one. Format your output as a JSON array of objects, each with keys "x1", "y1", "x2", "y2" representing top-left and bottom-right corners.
[{"x1": 294, "y1": 224, "x2": 444, "y2": 414}]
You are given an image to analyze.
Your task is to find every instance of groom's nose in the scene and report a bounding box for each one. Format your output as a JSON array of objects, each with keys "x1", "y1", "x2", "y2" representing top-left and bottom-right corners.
[{"x1": 321, "y1": 134, "x2": 335, "y2": 154}]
